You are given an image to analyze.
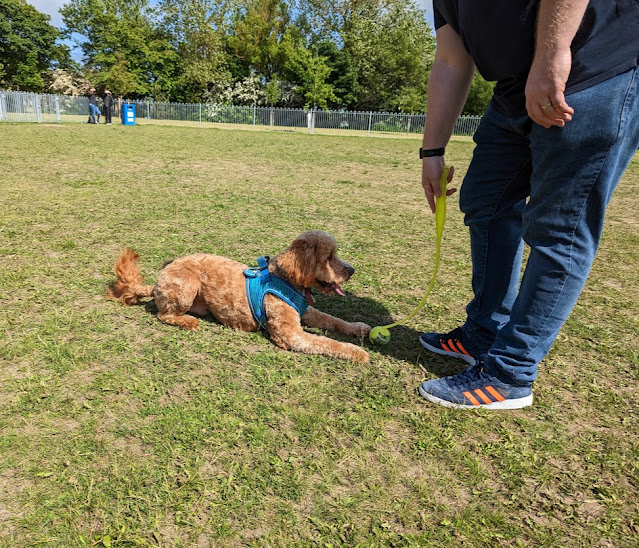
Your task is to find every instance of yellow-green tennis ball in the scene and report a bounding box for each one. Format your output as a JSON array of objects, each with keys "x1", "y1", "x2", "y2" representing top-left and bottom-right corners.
[{"x1": 369, "y1": 326, "x2": 391, "y2": 345}]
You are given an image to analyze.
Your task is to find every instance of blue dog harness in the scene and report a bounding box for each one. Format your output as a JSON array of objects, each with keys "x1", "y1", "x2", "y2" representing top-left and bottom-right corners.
[{"x1": 244, "y1": 256, "x2": 310, "y2": 329}]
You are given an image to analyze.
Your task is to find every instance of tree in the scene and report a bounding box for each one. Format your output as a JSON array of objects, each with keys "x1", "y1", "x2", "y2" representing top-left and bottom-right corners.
[
  {"x1": 227, "y1": 0, "x2": 291, "y2": 80},
  {"x1": 61, "y1": 0, "x2": 177, "y2": 98},
  {"x1": 314, "y1": 39, "x2": 359, "y2": 108},
  {"x1": 295, "y1": 0, "x2": 435, "y2": 112},
  {"x1": 463, "y1": 71, "x2": 495, "y2": 115},
  {"x1": 0, "y1": 0, "x2": 69, "y2": 91},
  {"x1": 284, "y1": 42, "x2": 336, "y2": 109},
  {"x1": 157, "y1": 0, "x2": 234, "y2": 102},
  {"x1": 346, "y1": 0, "x2": 434, "y2": 111}
]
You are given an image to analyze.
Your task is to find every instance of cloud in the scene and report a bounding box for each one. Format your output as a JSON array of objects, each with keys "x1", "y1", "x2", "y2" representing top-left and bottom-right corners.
[{"x1": 27, "y1": 0, "x2": 66, "y2": 28}]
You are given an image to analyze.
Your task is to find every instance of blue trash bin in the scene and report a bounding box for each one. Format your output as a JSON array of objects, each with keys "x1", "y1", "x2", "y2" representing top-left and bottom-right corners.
[{"x1": 121, "y1": 103, "x2": 136, "y2": 126}]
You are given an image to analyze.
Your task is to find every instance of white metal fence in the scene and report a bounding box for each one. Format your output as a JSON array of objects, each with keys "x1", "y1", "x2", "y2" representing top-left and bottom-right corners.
[{"x1": 0, "y1": 90, "x2": 482, "y2": 137}]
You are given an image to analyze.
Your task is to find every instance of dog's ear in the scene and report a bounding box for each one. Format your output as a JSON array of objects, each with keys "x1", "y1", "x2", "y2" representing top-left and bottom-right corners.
[{"x1": 277, "y1": 235, "x2": 317, "y2": 288}]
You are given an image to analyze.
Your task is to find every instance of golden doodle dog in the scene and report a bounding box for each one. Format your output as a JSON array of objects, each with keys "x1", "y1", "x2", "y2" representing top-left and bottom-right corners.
[{"x1": 107, "y1": 230, "x2": 371, "y2": 362}]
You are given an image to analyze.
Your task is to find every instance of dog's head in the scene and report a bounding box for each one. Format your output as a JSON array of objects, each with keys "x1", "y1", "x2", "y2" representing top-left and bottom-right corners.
[{"x1": 273, "y1": 230, "x2": 355, "y2": 296}]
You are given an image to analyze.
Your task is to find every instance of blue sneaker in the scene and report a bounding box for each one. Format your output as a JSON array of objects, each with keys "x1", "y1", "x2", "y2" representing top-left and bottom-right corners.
[
  {"x1": 418, "y1": 364, "x2": 533, "y2": 409},
  {"x1": 420, "y1": 327, "x2": 481, "y2": 365}
]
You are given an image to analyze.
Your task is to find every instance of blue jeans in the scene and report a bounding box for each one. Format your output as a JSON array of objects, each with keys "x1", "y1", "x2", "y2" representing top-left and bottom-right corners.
[
  {"x1": 89, "y1": 104, "x2": 100, "y2": 120},
  {"x1": 458, "y1": 66, "x2": 639, "y2": 385}
]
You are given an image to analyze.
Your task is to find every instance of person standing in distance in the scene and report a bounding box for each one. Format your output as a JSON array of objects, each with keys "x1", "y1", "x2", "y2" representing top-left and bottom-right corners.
[
  {"x1": 418, "y1": 0, "x2": 639, "y2": 409},
  {"x1": 103, "y1": 90, "x2": 114, "y2": 125},
  {"x1": 88, "y1": 87, "x2": 100, "y2": 124}
]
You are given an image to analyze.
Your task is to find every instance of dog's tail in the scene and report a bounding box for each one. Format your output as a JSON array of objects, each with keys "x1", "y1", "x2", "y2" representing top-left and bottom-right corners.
[{"x1": 106, "y1": 248, "x2": 155, "y2": 305}]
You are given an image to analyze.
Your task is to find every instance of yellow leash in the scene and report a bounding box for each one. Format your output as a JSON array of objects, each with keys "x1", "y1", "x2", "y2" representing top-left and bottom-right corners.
[{"x1": 369, "y1": 165, "x2": 449, "y2": 344}]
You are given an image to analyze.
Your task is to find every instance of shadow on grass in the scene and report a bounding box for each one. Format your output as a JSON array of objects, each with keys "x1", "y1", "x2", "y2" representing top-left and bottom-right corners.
[
  {"x1": 307, "y1": 293, "x2": 468, "y2": 377},
  {"x1": 139, "y1": 293, "x2": 464, "y2": 377}
]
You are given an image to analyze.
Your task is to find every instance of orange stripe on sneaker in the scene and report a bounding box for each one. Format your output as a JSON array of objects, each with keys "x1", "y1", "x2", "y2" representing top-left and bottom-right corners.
[
  {"x1": 455, "y1": 341, "x2": 472, "y2": 357},
  {"x1": 447, "y1": 340, "x2": 462, "y2": 353},
  {"x1": 441, "y1": 341, "x2": 452, "y2": 352},
  {"x1": 474, "y1": 388, "x2": 493, "y2": 405},
  {"x1": 463, "y1": 391, "x2": 481, "y2": 406},
  {"x1": 484, "y1": 385, "x2": 505, "y2": 402}
]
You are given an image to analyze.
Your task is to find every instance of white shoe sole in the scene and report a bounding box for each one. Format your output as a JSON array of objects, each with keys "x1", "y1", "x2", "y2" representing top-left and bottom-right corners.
[
  {"x1": 420, "y1": 339, "x2": 478, "y2": 365},
  {"x1": 418, "y1": 385, "x2": 533, "y2": 409}
]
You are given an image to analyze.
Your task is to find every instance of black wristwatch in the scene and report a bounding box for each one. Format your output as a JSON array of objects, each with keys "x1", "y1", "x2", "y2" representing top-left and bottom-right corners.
[{"x1": 419, "y1": 147, "x2": 446, "y2": 159}]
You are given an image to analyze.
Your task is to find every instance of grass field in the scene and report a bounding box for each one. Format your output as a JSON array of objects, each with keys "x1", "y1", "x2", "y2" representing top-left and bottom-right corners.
[{"x1": 0, "y1": 123, "x2": 637, "y2": 547}]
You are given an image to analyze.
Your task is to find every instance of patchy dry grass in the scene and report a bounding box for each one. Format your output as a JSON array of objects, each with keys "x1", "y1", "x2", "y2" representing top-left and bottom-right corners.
[{"x1": 0, "y1": 123, "x2": 637, "y2": 547}]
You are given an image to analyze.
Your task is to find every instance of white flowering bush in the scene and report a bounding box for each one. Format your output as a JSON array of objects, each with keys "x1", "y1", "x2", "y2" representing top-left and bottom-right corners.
[{"x1": 45, "y1": 69, "x2": 93, "y2": 96}]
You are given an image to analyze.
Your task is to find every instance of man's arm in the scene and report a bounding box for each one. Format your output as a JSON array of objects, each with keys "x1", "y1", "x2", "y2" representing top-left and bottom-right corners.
[
  {"x1": 422, "y1": 24, "x2": 475, "y2": 212},
  {"x1": 525, "y1": 0, "x2": 590, "y2": 128}
]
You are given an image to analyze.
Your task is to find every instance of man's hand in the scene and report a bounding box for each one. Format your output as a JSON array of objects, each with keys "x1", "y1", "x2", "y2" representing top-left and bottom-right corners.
[
  {"x1": 525, "y1": 0, "x2": 590, "y2": 128},
  {"x1": 525, "y1": 46, "x2": 574, "y2": 128},
  {"x1": 422, "y1": 157, "x2": 456, "y2": 213}
]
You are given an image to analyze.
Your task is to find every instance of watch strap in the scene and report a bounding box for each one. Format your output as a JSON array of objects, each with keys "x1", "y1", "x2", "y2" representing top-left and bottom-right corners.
[{"x1": 419, "y1": 147, "x2": 446, "y2": 158}]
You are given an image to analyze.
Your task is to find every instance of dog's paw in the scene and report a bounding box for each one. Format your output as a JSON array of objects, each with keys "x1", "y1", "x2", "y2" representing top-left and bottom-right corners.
[
  {"x1": 341, "y1": 343, "x2": 370, "y2": 363},
  {"x1": 350, "y1": 322, "x2": 372, "y2": 338},
  {"x1": 350, "y1": 346, "x2": 370, "y2": 363}
]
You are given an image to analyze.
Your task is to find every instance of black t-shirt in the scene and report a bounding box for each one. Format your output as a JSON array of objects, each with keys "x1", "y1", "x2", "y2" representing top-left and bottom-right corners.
[
  {"x1": 434, "y1": 0, "x2": 639, "y2": 116},
  {"x1": 88, "y1": 93, "x2": 97, "y2": 106}
]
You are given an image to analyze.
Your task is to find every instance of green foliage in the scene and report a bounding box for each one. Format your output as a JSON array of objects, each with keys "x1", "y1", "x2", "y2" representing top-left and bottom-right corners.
[
  {"x1": 0, "y1": 0, "x2": 69, "y2": 91},
  {"x1": 227, "y1": 0, "x2": 291, "y2": 80},
  {"x1": 463, "y1": 71, "x2": 495, "y2": 115},
  {"x1": 61, "y1": 0, "x2": 178, "y2": 98},
  {"x1": 156, "y1": 0, "x2": 233, "y2": 102},
  {"x1": 283, "y1": 36, "x2": 336, "y2": 109},
  {"x1": 315, "y1": 39, "x2": 360, "y2": 109},
  {"x1": 346, "y1": 0, "x2": 434, "y2": 112},
  {"x1": 265, "y1": 79, "x2": 281, "y2": 105},
  {"x1": 298, "y1": 0, "x2": 434, "y2": 112}
]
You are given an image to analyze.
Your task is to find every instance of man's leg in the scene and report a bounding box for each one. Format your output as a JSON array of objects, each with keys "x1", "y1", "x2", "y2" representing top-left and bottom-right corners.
[
  {"x1": 420, "y1": 104, "x2": 533, "y2": 364},
  {"x1": 458, "y1": 104, "x2": 534, "y2": 351},
  {"x1": 420, "y1": 67, "x2": 639, "y2": 408},
  {"x1": 484, "y1": 67, "x2": 639, "y2": 386}
]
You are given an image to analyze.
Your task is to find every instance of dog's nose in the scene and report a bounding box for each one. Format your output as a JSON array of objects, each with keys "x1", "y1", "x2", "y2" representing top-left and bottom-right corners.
[{"x1": 346, "y1": 265, "x2": 355, "y2": 276}]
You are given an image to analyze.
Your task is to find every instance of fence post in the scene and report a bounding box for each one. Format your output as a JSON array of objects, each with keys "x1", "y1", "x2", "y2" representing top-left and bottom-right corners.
[
  {"x1": 146, "y1": 101, "x2": 150, "y2": 121},
  {"x1": 54, "y1": 96, "x2": 60, "y2": 123},
  {"x1": 367, "y1": 111, "x2": 372, "y2": 137},
  {"x1": 34, "y1": 93, "x2": 42, "y2": 123},
  {"x1": 253, "y1": 105, "x2": 256, "y2": 130},
  {"x1": 199, "y1": 103, "x2": 202, "y2": 128},
  {"x1": 307, "y1": 109, "x2": 316, "y2": 134}
]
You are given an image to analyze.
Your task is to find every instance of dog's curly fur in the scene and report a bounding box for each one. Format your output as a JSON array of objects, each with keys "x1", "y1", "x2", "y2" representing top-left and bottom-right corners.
[{"x1": 107, "y1": 230, "x2": 371, "y2": 362}]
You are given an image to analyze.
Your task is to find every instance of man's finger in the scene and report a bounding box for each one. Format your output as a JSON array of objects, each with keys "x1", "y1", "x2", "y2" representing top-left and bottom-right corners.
[
  {"x1": 550, "y1": 93, "x2": 574, "y2": 119},
  {"x1": 423, "y1": 182, "x2": 436, "y2": 213}
]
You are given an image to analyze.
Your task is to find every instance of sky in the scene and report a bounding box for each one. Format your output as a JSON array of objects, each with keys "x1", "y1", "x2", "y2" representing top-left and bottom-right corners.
[
  {"x1": 29, "y1": 0, "x2": 435, "y2": 30},
  {"x1": 28, "y1": 0, "x2": 66, "y2": 28}
]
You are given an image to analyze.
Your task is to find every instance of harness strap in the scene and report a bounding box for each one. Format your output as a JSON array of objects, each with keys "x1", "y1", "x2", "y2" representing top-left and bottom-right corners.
[
  {"x1": 244, "y1": 256, "x2": 309, "y2": 330},
  {"x1": 257, "y1": 256, "x2": 270, "y2": 283}
]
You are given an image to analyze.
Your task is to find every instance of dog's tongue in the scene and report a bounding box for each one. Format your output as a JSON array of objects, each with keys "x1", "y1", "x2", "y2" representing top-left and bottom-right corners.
[{"x1": 331, "y1": 283, "x2": 346, "y2": 296}]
